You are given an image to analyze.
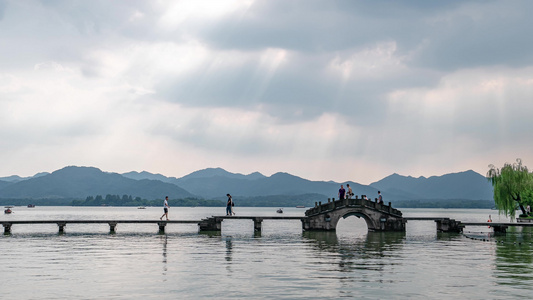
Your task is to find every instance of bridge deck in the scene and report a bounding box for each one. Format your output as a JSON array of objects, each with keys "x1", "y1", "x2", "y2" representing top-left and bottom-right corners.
[
  {"x1": 1, "y1": 216, "x2": 308, "y2": 234},
  {"x1": 4, "y1": 217, "x2": 530, "y2": 235},
  {"x1": 403, "y1": 218, "x2": 533, "y2": 227},
  {"x1": 461, "y1": 222, "x2": 533, "y2": 227},
  {"x1": 1, "y1": 216, "x2": 304, "y2": 224},
  {"x1": 211, "y1": 216, "x2": 304, "y2": 220},
  {"x1": 2, "y1": 220, "x2": 201, "y2": 224},
  {"x1": 403, "y1": 217, "x2": 449, "y2": 221}
]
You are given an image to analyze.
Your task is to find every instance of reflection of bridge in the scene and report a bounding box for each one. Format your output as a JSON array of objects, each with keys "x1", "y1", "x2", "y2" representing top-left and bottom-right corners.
[{"x1": 303, "y1": 197, "x2": 405, "y2": 231}]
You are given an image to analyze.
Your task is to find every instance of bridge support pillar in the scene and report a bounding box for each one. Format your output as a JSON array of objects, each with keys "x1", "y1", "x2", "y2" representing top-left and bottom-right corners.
[
  {"x1": 57, "y1": 222, "x2": 67, "y2": 234},
  {"x1": 377, "y1": 217, "x2": 407, "y2": 231},
  {"x1": 158, "y1": 222, "x2": 167, "y2": 234},
  {"x1": 253, "y1": 218, "x2": 263, "y2": 232},
  {"x1": 301, "y1": 219, "x2": 308, "y2": 231},
  {"x1": 301, "y1": 214, "x2": 335, "y2": 231},
  {"x1": 108, "y1": 222, "x2": 118, "y2": 233},
  {"x1": 198, "y1": 217, "x2": 222, "y2": 232},
  {"x1": 3, "y1": 223, "x2": 12, "y2": 235},
  {"x1": 492, "y1": 225, "x2": 508, "y2": 233},
  {"x1": 435, "y1": 219, "x2": 463, "y2": 233}
]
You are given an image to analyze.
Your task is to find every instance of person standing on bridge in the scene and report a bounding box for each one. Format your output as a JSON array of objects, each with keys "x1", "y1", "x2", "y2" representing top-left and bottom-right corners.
[
  {"x1": 338, "y1": 185, "x2": 346, "y2": 200},
  {"x1": 377, "y1": 191, "x2": 383, "y2": 204},
  {"x1": 226, "y1": 194, "x2": 233, "y2": 216},
  {"x1": 347, "y1": 184, "x2": 353, "y2": 199},
  {"x1": 160, "y1": 196, "x2": 170, "y2": 221}
]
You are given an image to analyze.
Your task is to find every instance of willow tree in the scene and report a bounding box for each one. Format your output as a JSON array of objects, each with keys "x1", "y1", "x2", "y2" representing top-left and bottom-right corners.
[{"x1": 487, "y1": 158, "x2": 533, "y2": 219}]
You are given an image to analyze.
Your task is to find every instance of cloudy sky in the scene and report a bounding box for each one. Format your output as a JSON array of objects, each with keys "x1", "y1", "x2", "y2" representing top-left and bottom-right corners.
[{"x1": 1, "y1": 0, "x2": 532, "y2": 184}]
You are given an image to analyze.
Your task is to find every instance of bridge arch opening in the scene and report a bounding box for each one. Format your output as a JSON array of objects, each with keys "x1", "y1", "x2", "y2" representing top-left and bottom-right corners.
[{"x1": 336, "y1": 213, "x2": 369, "y2": 238}]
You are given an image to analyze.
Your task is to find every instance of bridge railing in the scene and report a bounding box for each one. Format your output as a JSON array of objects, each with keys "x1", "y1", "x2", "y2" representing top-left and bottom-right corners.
[{"x1": 305, "y1": 195, "x2": 402, "y2": 217}]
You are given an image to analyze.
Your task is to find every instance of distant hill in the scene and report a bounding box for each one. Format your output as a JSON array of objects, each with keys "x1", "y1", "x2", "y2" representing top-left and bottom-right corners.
[
  {"x1": 0, "y1": 172, "x2": 49, "y2": 183},
  {"x1": 171, "y1": 171, "x2": 380, "y2": 200},
  {"x1": 122, "y1": 171, "x2": 176, "y2": 183},
  {"x1": 370, "y1": 170, "x2": 493, "y2": 200},
  {"x1": 123, "y1": 168, "x2": 268, "y2": 196},
  {"x1": 127, "y1": 167, "x2": 275, "y2": 199},
  {"x1": 123, "y1": 169, "x2": 385, "y2": 200},
  {"x1": 0, "y1": 166, "x2": 495, "y2": 207},
  {"x1": 122, "y1": 168, "x2": 494, "y2": 202},
  {"x1": 0, "y1": 166, "x2": 193, "y2": 201},
  {"x1": 0, "y1": 180, "x2": 12, "y2": 190},
  {"x1": 178, "y1": 167, "x2": 266, "y2": 181}
]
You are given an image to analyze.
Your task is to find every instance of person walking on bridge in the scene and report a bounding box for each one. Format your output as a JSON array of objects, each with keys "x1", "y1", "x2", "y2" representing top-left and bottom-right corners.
[
  {"x1": 226, "y1": 194, "x2": 233, "y2": 216},
  {"x1": 160, "y1": 196, "x2": 170, "y2": 221}
]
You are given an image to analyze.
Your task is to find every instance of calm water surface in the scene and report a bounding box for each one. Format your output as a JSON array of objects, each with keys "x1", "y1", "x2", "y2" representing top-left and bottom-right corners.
[{"x1": 1, "y1": 206, "x2": 532, "y2": 299}]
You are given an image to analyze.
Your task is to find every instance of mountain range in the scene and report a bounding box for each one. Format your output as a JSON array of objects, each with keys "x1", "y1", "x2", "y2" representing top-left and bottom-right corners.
[
  {"x1": 0, "y1": 167, "x2": 192, "y2": 200},
  {"x1": 0, "y1": 166, "x2": 494, "y2": 206}
]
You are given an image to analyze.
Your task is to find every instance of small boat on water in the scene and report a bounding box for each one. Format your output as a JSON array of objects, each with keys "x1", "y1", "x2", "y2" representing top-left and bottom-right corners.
[
  {"x1": 296, "y1": 206, "x2": 305, "y2": 208},
  {"x1": 27, "y1": 204, "x2": 35, "y2": 208},
  {"x1": 137, "y1": 206, "x2": 146, "y2": 209},
  {"x1": 4, "y1": 206, "x2": 13, "y2": 214},
  {"x1": 276, "y1": 208, "x2": 283, "y2": 214}
]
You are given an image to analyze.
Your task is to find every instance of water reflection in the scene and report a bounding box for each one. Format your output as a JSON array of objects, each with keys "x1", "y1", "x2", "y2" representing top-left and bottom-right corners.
[
  {"x1": 494, "y1": 227, "x2": 533, "y2": 287},
  {"x1": 301, "y1": 230, "x2": 407, "y2": 297},
  {"x1": 303, "y1": 231, "x2": 406, "y2": 272},
  {"x1": 160, "y1": 235, "x2": 167, "y2": 276},
  {"x1": 225, "y1": 237, "x2": 233, "y2": 273},
  {"x1": 303, "y1": 231, "x2": 406, "y2": 254},
  {"x1": 199, "y1": 231, "x2": 221, "y2": 237},
  {"x1": 225, "y1": 237, "x2": 233, "y2": 262},
  {"x1": 435, "y1": 231, "x2": 463, "y2": 241}
]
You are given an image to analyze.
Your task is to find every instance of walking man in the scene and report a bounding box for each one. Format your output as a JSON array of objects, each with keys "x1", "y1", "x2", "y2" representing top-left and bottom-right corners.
[
  {"x1": 226, "y1": 194, "x2": 233, "y2": 216},
  {"x1": 160, "y1": 196, "x2": 170, "y2": 220}
]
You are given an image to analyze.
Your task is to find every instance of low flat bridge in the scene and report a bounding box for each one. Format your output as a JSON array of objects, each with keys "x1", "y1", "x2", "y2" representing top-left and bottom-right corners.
[
  {"x1": 2, "y1": 220, "x2": 200, "y2": 234},
  {"x1": 460, "y1": 222, "x2": 529, "y2": 233},
  {"x1": 2, "y1": 217, "x2": 306, "y2": 234},
  {"x1": 198, "y1": 216, "x2": 305, "y2": 232},
  {"x1": 4, "y1": 200, "x2": 531, "y2": 234},
  {"x1": 1, "y1": 197, "x2": 406, "y2": 234},
  {"x1": 403, "y1": 217, "x2": 533, "y2": 233}
]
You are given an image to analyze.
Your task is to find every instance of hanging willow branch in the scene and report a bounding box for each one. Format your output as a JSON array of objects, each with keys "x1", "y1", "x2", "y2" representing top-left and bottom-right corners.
[{"x1": 487, "y1": 158, "x2": 533, "y2": 219}]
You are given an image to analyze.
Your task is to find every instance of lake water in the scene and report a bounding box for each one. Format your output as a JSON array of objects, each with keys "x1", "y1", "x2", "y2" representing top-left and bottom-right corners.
[{"x1": 1, "y1": 206, "x2": 532, "y2": 299}]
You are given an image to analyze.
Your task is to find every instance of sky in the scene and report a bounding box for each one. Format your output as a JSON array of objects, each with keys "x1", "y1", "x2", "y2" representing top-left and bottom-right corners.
[{"x1": 1, "y1": 0, "x2": 532, "y2": 184}]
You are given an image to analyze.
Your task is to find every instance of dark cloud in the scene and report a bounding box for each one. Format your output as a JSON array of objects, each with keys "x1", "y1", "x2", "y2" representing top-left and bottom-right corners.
[
  {"x1": 192, "y1": 0, "x2": 533, "y2": 72},
  {"x1": 0, "y1": 0, "x2": 6, "y2": 21},
  {"x1": 194, "y1": 1, "x2": 448, "y2": 52},
  {"x1": 6, "y1": 1, "x2": 531, "y2": 72},
  {"x1": 409, "y1": 2, "x2": 533, "y2": 70},
  {"x1": 155, "y1": 47, "x2": 442, "y2": 124}
]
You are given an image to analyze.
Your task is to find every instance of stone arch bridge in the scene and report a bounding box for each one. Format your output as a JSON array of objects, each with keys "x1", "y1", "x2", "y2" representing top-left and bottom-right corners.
[{"x1": 302, "y1": 196, "x2": 405, "y2": 231}]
